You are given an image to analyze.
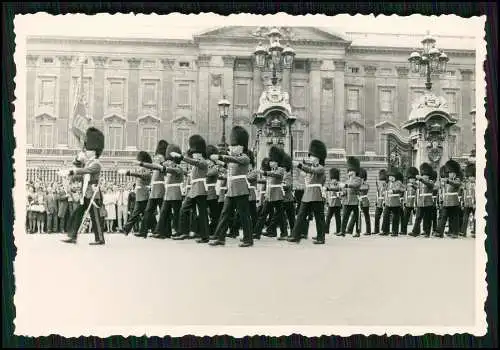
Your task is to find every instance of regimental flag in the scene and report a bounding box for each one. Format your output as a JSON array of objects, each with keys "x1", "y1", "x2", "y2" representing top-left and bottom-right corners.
[{"x1": 70, "y1": 57, "x2": 92, "y2": 146}]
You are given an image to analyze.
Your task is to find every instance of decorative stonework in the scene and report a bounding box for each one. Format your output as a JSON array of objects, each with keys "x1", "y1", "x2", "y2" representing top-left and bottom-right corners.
[
  {"x1": 57, "y1": 55, "x2": 73, "y2": 67},
  {"x1": 211, "y1": 74, "x2": 222, "y2": 87},
  {"x1": 26, "y1": 55, "x2": 39, "y2": 67},
  {"x1": 396, "y1": 66, "x2": 410, "y2": 77},
  {"x1": 197, "y1": 55, "x2": 212, "y2": 67},
  {"x1": 127, "y1": 58, "x2": 142, "y2": 68},
  {"x1": 364, "y1": 65, "x2": 377, "y2": 76},
  {"x1": 309, "y1": 59, "x2": 322, "y2": 71},
  {"x1": 322, "y1": 78, "x2": 333, "y2": 91},
  {"x1": 256, "y1": 85, "x2": 291, "y2": 115},
  {"x1": 251, "y1": 27, "x2": 297, "y2": 41},
  {"x1": 160, "y1": 58, "x2": 176, "y2": 70},
  {"x1": 334, "y1": 60, "x2": 346, "y2": 72},
  {"x1": 92, "y1": 56, "x2": 107, "y2": 68},
  {"x1": 222, "y1": 55, "x2": 236, "y2": 68}
]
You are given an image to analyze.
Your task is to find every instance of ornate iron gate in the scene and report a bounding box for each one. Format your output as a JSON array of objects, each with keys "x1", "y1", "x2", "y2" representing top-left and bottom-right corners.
[{"x1": 386, "y1": 133, "x2": 413, "y2": 175}]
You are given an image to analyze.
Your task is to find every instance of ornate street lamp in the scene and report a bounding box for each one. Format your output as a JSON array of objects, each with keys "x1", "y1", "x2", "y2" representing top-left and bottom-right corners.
[
  {"x1": 253, "y1": 27, "x2": 296, "y2": 86},
  {"x1": 408, "y1": 30, "x2": 449, "y2": 90},
  {"x1": 218, "y1": 96, "x2": 231, "y2": 151}
]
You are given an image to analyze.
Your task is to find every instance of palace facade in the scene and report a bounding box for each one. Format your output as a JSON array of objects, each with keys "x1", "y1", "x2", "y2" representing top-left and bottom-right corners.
[{"x1": 25, "y1": 26, "x2": 476, "y2": 187}]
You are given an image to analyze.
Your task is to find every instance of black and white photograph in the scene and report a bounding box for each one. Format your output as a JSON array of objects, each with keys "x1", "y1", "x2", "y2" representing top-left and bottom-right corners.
[{"x1": 12, "y1": 12, "x2": 486, "y2": 337}]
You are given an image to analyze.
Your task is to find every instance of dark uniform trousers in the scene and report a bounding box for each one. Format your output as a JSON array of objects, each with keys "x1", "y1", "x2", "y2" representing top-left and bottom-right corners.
[
  {"x1": 358, "y1": 207, "x2": 371, "y2": 234},
  {"x1": 215, "y1": 195, "x2": 253, "y2": 243},
  {"x1": 436, "y1": 206, "x2": 461, "y2": 235},
  {"x1": 68, "y1": 196, "x2": 105, "y2": 242},
  {"x1": 292, "y1": 201, "x2": 325, "y2": 241},
  {"x1": 431, "y1": 205, "x2": 438, "y2": 232},
  {"x1": 154, "y1": 200, "x2": 182, "y2": 237},
  {"x1": 230, "y1": 200, "x2": 257, "y2": 234},
  {"x1": 123, "y1": 200, "x2": 148, "y2": 234},
  {"x1": 179, "y1": 196, "x2": 209, "y2": 239},
  {"x1": 325, "y1": 206, "x2": 341, "y2": 234},
  {"x1": 400, "y1": 206, "x2": 414, "y2": 234},
  {"x1": 462, "y1": 207, "x2": 475, "y2": 235},
  {"x1": 255, "y1": 200, "x2": 288, "y2": 238},
  {"x1": 411, "y1": 207, "x2": 433, "y2": 235},
  {"x1": 207, "y1": 199, "x2": 220, "y2": 236},
  {"x1": 374, "y1": 207, "x2": 384, "y2": 234},
  {"x1": 382, "y1": 206, "x2": 402, "y2": 235},
  {"x1": 283, "y1": 201, "x2": 296, "y2": 233},
  {"x1": 139, "y1": 198, "x2": 163, "y2": 236},
  {"x1": 341, "y1": 205, "x2": 358, "y2": 234}
]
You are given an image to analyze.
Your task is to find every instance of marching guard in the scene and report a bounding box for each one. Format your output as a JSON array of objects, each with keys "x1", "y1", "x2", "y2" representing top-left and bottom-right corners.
[
  {"x1": 324, "y1": 167, "x2": 342, "y2": 235},
  {"x1": 410, "y1": 162, "x2": 435, "y2": 237},
  {"x1": 374, "y1": 169, "x2": 387, "y2": 234},
  {"x1": 381, "y1": 167, "x2": 404, "y2": 237},
  {"x1": 61, "y1": 127, "x2": 106, "y2": 245},
  {"x1": 434, "y1": 160, "x2": 463, "y2": 239},
  {"x1": 206, "y1": 145, "x2": 222, "y2": 237},
  {"x1": 461, "y1": 163, "x2": 476, "y2": 237},
  {"x1": 339, "y1": 157, "x2": 362, "y2": 237},
  {"x1": 401, "y1": 167, "x2": 419, "y2": 235},
  {"x1": 281, "y1": 153, "x2": 296, "y2": 238},
  {"x1": 288, "y1": 139, "x2": 327, "y2": 244},
  {"x1": 209, "y1": 126, "x2": 254, "y2": 247},
  {"x1": 358, "y1": 168, "x2": 371, "y2": 236}
]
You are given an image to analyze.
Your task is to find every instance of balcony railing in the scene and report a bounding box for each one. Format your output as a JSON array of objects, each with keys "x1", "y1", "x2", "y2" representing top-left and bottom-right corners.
[
  {"x1": 292, "y1": 150, "x2": 388, "y2": 163},
  {"x1": 27, "y1": 147, "x2": 140, "y2": 158}
]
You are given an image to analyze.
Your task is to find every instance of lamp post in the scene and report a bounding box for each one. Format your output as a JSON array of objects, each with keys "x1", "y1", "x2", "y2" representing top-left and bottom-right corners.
[
  {"x1": 253, "y1": 27, "x2": 296, "y2": 86},
  {"x1": 408, "y1": 30, "x2": 450, "y2": 90},
  {"x1": 218, "y1": 96, "x2": 230, "y2": 152}
]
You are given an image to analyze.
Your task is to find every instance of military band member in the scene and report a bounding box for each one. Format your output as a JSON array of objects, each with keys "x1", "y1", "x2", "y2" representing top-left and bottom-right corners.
[
  {"x1": 288, "y1": 139, "x2": 327, "y2": 244},
  {"x1": 253, "y1": 146, "x2": 288, "y2": 240},
  {"x1": 62, "y1": 127, "x2": 105, "y2": 245},
  {"x1": 280, "y1": 153, "x2": 296, "y2": 239},
  {"x1": 381, "y1": 167, "x2": 404, "y2": 237},
  {"x1": 358, "y1": 168, "x2": 371, "y2": 235},
  {"x1": 170, "y1": 135, "x2": 210, "y2": 243},
  {"x1": 134, "y1": 140, "x2": 168, "y2": 238},
  {"x1": 119, "y1": 151, "x2": 152, "y2": 236},
  {"x1": 205, "y1": 145, "x2": 221, "y2": 237},
  {"x1": 410, "y1": 163, "x2": 435, "y2": 237},
  {"x1": 434, "y1": 160, "x2": 462, "y2": 238},
  {"x1": 401, "y1": 167, "x2": 419, "y2": 235},
  {"x1": 146, "y1": 143, "x2": 185, "y2": 239},
  {"x1": 338, "y1": 157, "x2": 362, "y2": 237},
  {"x1": 461, "y1": 163, "x2": 476, "y2": 237},
  {"x1": 374, "y1": 169, "x2": 387, "y2": 235},
  {"x1": 324, "y1": 167, "x2": 342, "y2": 235},
  {"x1": 208, "y1": 126, "x2": 253, "y2": 247}
]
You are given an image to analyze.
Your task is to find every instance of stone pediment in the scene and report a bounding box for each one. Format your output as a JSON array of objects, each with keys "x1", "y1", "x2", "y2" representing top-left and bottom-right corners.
[{"x1": 195, "y1": 26, "x2": 351, "y2": 44}]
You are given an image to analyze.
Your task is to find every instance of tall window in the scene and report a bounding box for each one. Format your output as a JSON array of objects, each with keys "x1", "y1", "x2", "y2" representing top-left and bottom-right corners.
[
  {"x1": 142, "y1": 82, "x2": 157, "y2": 107},
  {"x1": 40, "y1": 79, "x2": 56, "y2": 105},
  {"x1": 291, "y1": 130, "x2": 305, "y2": 152},
  {"x1": 38, "y1": 124, "x2": 54, "y2": 148},
  {"x1": 446, "y1": 92, "x2": 457, "y2": 115},
  {"x1": 347, "y1": 89, "x2": 359, "y2": 111},
  {"x1": 379, "y1": 133, "x2": 388, "y2": 155},
  {"x1": 108, "y1": 125, "x2": 123, "y2": 150},
  {"x1": 109, "y1": 82, "x2": 124, "y2": 106},
  {"x1": 380, "y1": 90, "x2": 393, "y2": 112},
  {"x1": 346, "y1": 132, "x2": 360, "y2": 155},
  {"x1": 177, "y1": 128, "x2": 190, "y2": 152},
  {"x1": 235, "y1": 83, "x2": 248, "y2": 106},
  {"x1": 176, "y1": 83, "x2": 190, "y2": 106},
  {"x1": 141, "y1": 127, "x2": 158, "y2": 151}
]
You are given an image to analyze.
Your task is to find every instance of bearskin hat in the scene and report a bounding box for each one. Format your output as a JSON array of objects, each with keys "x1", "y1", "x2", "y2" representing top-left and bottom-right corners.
[
  {"x1": 430, "y1": 170, "x2": 438, "y2": 181},
  {"x1": 165, "y1": 144, "x2": 182, "y2": 163},
  {"x1": 406, "y1": 166, "x2": 419, "y2": 180},
  {"x1": 188, "y1": 134, "x2": 207, "y2": 157},
  {"x1": 359, "y1": 168, "x2": 368, "y2": 181},
  {"x1": 465, "y1": 163, "x2": 476, "y2": 177},
  {"x1": 261, "y1": 157, "x2": 271, "y2": 172},
  {"x1": 387, "y1": 166, "x2": 400, "y2": 179},
  {"x1": 329, "y1": 167, "x2": 340, "y2": 181},
  {"x1": 308, "y1": 139, "x2": 327, "y2": 166},
  {"x1": 445, "y1": 159, "x2": 462, "y2": 178},
  {"x1": 84, "y1": 127, "x2": 105, "y2": 158},
  {"x1": 419, "y1": 162, "x2": 433, "y2": 177},
  {"x1": 155, "y1": 140, "x2": 168, "y2": 157},
  {"x1": 229, "y1": 126, "x2": 249, "y2": 152},
  {"x1": 378, "y1": 169, "x2": 387, "y2": 181},
  {"x1": 206, "y1": 145, "x2": 219, "y2": 159},
  {"x1": 395, "y1": 170, "x2": 404, "y2": 182},
  {"x1": 137, "y1": 151, "x2": 152, "y2": 164},
  {"x1": 347, "y1": 156, "x2": 361, "y2": 176},
  {"x1": 281, "y1": 153, "x2": 293, "y2": 172},
  {"x1": 269, "y1": 146, "x2": 283, "y2": 166}
]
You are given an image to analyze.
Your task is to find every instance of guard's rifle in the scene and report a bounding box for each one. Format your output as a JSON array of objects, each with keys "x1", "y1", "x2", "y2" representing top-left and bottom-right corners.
[{"x1": 76, "y1": 185, "x2": 100, "y2": 236}]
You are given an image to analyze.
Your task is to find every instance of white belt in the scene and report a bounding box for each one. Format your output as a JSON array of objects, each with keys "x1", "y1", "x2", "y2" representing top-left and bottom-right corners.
[
  {"x1": 151, "y1": 181, "x2": 164, "y2": 185},
  {"x1": 268, "y1": 184, "x2": 283, "y2": 188},
  {"x1": 445, "y1": 193, "x2": 459, "y2": 196},
  {"x1": 136, "y1": 186, "x2": 143, "y2": 189},
  {"x1": 466, "y1": 195, "x2": 473, "y2": 198},
  {"x1": 207, "y1": 183, "x2": 216, "y2": 187},
  {"x1": 306, "y1": 184, "x2": 322, "y2": 188},
  {"x1": 407, "y1": 195, "x2": 415, "y2": 198},
  {"x1": 228, "y1": 175, "x2": 247, "y2": 181},
  {"x1": 219, "y1": 187, "x2": 227, "y2": 190},
  {"x1": 359, "y1": 195, "x2": 368, "y2": 199},
  {"x1": 419, "y1": 193, "x2": 432, "y2": 197},
  {"x1": 389, "y1": 194, "x2": 400, "y2": 197}
]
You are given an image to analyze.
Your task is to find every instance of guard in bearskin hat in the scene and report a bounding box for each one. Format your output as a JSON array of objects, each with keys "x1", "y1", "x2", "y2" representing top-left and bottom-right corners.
[
  {"x1": 131, "y1": 140, "x2": 169, "y2": 238},
  {"x1": 410, "y1": 162, "x2": 435, "y2": 237},
  {"x1": 374, "y1": 169, "x2": 388, "y2": 234},
  {"x1": 461, "y1": 163, "x2": 476, "y2": 237},
  {"x1": 253, "y1": 146, "x2": 288, "y2": 240},
  {"x1": 337, "y1": 156, "x2": 362, "y2": 237},
  {"x1": 325, "y1": 167, "x2": 342, "y2": 235},
  {"x1": 168, "y1": 135, "x2": 210, "y2": 243},
  {"x1": 205, "y1": 145, "x2": 222, "y2": 238},
  {"x1": 358, "y1": 168, "x2": 371, "y2": 236},
  {"x1": 62, "y1": 127, "x2": 106, "y2": 245},
  {"x1": 141, "y1": 143, "x2": 185, "y2": 239},
  {"x1": 118, "y1": 150, "x2": 153, "y2": 236},
  {"x1": 381, "y1": 166, "x2": 405, "y2": 236},
  {"x1": 209, "y1": 126, "x2": 254, "y2": 247},
  {"x1": 400, "y1": 166, "x2": 419, "y2": 235},
  {"x1": 434, "y1": 159, "x2": 463, "y2": 238},
  {"x1": 288, "y1": 139, "x2": 327, "y2": 244},
  {"x1": 280, "y1": 152, "x2": 296, "y2": 239}
]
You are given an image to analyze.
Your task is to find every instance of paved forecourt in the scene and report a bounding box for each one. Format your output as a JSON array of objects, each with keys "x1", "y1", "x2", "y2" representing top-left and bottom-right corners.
[{"x1": 14, "y1": 226, "x2": 476, "y2": 335}]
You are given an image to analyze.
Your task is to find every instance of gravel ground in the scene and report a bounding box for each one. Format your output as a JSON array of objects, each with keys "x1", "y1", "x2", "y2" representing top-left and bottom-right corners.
[{"x1": 13, "y1": 229, "x2": 476, "y2": 336}]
